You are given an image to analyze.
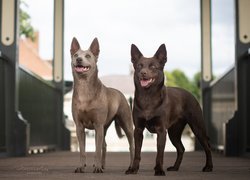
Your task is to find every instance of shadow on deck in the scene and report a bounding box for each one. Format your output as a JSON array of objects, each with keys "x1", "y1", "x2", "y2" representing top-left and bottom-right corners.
[{"x1": 0, "y1": 151, "x2": 249, "y2": 180}]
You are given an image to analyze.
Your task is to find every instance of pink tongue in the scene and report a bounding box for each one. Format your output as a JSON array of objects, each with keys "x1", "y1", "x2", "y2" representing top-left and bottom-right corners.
[
  {"x1": 75, "y1": 67, "x2": 84, "y2": 72},
  {"x1": 140, "y1": 79, "x2": 151, "y2": 87},
  {"x1": 75, "y1": 67, "x2": 89, "y2": 72}
]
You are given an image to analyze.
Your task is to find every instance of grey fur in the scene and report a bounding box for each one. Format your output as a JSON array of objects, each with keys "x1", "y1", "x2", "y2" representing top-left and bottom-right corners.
[{"x1": 71, "y1": 37, "x2": 134, "y2": 173}]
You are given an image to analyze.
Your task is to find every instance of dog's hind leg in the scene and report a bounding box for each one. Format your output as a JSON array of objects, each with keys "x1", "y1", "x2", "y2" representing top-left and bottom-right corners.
[
  {"x1": 167, "y1": 121, "x2": 186, "y2": 171},
  {"x1": 188, "y1": 116, "x2": 213, "y2": 172},
  {"x1": 114, "y1": 98, "x2": 135, "y2": 173},
  {"x1": 75, "y1": 127, "x2": 86, "y2": 173},
  {"x1": 121, "y1": 121, "x2": 135, "y2": 169},
  {"x1": 115, "y1": 114, "x2": 135, "y2": 172},
  {"x1": 191, "y1": 129, "x2": 213, "y2": 171},
  {"x1": 125, "y1": 126, "x2": 144, "y2": 174}
]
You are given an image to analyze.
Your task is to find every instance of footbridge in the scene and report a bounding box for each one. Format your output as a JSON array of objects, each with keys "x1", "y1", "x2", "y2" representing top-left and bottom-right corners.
[{"x1": 0, "y1": 0, "x2": 249, "y2": 175}]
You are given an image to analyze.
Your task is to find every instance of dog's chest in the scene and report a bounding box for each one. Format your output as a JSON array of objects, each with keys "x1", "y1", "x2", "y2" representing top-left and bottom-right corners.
[
  {"x1": 135, "y1": 96, "x2": 163, "y2": 120},
  {"x1": 72, "y1": 96, "x2": 106, "y2": 129},
  {"x1": 141, "y1": 109, "x2": 156, "y2": 121},
  {"x1": 76, "y1": 107, "x2": 101, "y2": 129}
]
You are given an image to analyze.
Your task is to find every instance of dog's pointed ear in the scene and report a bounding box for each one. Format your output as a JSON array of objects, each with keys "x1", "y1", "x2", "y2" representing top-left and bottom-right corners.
[
  {"x1": 154, "y1": 44, "x2": 167, "y2": 65},
  {"x1": 89, "y1": 38, "x2": 100, "y2": 57},
  {"x1": 70, "y1": 37, "x2": 80, "y2": 56},
  {"x1": 131, "y1": 44, "x2": 143, "y2": 64}
]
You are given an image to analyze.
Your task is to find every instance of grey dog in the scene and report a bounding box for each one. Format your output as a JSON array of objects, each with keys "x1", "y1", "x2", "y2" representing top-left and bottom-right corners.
[{"x1": 71, "y1": 37, "x2": 134, "y2": 173}]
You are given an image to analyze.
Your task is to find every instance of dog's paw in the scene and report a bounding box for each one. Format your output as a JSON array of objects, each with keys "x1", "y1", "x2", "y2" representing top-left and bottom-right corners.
[
  {"x1": 154, "y1": 169, "x2": 166, "y2": 176},
  {"x1": 93, "y1": 166, "x2": 104, "y2": 173},
  {"x1": 125, "y1": 167, "x2": 138, "y2": 174},
  {"x1": 202, "y1": 165, "x2": 213, "y2": 172},
  {"x1": 74, "y1": 167, "x2": 85, "y2": 173},
  {"x1": 167, "y1": 166, "x2": 179, "y2": 171}
]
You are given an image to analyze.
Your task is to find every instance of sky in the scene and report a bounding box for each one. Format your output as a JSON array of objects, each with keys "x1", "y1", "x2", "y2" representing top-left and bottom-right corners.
[{"x1": 22, "y1": 0, "x2": 235, "y2": 81}]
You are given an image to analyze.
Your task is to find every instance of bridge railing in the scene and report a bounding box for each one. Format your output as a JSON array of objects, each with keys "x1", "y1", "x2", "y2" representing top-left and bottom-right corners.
[
  {"x1": 206, "y1": 67, "x2": 236, "y2": 152},
  {"x1": 18, "y1": 66, "x2": 70, "y2": 153}
]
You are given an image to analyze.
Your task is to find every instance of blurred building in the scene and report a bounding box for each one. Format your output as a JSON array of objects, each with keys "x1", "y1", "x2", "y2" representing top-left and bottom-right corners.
[{"x1": 19, "y1": 32, "x2": 52, "y2": 80}]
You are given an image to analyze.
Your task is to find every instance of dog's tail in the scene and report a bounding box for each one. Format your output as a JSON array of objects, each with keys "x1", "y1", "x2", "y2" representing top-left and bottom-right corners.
[{"x1": 115, "y1": 121, "x2": 124, "y2": 138}]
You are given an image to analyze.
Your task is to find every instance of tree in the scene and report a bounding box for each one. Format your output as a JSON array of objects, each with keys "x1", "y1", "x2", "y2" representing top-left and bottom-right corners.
[
  {"x1": 19, "y1": 0, "x2": 36, "y2": 41},
  {"x1": 164, "y1": 71, "x2": 178, "y2": 87},
  {"x1": 164, "y1": 69, "x2": 201, "y2": 101},
  {"x1": 191, "y1": 72, "x2": 201, "y2": 100}
]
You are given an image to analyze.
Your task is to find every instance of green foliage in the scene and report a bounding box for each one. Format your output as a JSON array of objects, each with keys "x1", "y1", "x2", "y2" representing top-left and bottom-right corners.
[
  {"x1": 192, "y1": 72, "x2": 201, "y2": 100},
  {"x1": 164, "y1": 69, "x2": 201, "y2": 101},
  {"x1": 19, "y1": 0, "x2": 36, "y2": 41}
]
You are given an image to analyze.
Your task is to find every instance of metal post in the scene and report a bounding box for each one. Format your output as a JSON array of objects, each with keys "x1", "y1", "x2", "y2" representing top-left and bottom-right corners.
[
  {"x1": 0, "y1": 0, "x2": 29, "y2": 156},
  {"x1": 200, "y1": 0, "x2": 212, "y2": 150},
  {"x1": 54, "y1": 0, "x2": 64, "y2": 84},
  {"x1": 234, "y1": 0, "x2": 250, "y2": 156},
  {"x1": 201, "y1": 0, "x2": 212, "y2": 84},
  {"x1": 53, "y1": 0, "x2": 70, "y2": 150}
]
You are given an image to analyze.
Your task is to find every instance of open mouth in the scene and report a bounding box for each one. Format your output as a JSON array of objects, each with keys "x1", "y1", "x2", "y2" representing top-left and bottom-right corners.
[
  {"x1": 140, "y1": 78, "x2": 155, "y2": 87},
  {"x1": 74, "y1": 65, "x2": 90, "y2": 73}
]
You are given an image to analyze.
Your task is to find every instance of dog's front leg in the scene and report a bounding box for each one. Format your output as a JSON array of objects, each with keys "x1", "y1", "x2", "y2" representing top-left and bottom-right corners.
[
  {"x1": 154, "y1": 127, "x2": 166, "y2": 176},
  {"x1": 101, "y1": 130, "x2": 107, "y2": 169},
  {"x1": 75, "y1": 127, "x2": 86, "y2": 173},
  {"x1": 126, "y1": 127, "x2": 144, "y2": 174},
  {"x1": 94, "y1": 124, "x2": 104, "y2": 173}
]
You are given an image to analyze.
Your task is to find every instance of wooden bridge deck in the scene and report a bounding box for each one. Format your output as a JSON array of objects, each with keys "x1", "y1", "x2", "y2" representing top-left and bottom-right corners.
[{"x1": 0, "y1": 151, "x2": 249, "y2": 179}]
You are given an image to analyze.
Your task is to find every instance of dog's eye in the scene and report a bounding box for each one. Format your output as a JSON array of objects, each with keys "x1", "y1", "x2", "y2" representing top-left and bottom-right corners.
[
  {"x1": 137, "y1": 64, "x2": 143, "y2": 69},
  {"x1": 85, "y1": 54, "x2": 91, "y2": 59},
  {"x1": 74, "y1": 53, "x2": 78, "y2": 58},
  {"x1": 149, "y1": 64, "x2": 157, "y2": 70}
]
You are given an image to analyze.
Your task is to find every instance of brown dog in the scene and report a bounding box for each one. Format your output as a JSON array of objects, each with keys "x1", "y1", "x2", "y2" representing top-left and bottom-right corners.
[
  {"x1": 71, "y1": 37, "x2": 134, "y2": 173},
  {"x1": 126, "y1": 44, "x2": 213, "y2": 176}
]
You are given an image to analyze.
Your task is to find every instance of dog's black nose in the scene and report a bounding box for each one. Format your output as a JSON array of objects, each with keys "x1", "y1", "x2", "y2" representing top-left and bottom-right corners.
[
  {"x1": 76, "y1": 58, "x2": 83, "y2": 63},
  {"x1": 140, "y1": 70, "x2": 147, "y2": 76}
]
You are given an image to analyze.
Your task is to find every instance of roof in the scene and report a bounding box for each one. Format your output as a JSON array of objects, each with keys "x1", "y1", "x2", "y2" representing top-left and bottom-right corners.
[
  {"x1": 100, "y1": 74, "x2": 134, "y2": 96},
  {"x1": 19, "y1": 34, "x2": 52, "y2": 80}
]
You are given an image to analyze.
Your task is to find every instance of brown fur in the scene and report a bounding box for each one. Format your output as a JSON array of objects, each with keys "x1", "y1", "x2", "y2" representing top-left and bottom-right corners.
[
  {"x1": 71, "y1": 37, "x2": 134, "y2": 173},
  {"x1": 126, "y1": 44, "x2": 213, "y2": 176}
]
